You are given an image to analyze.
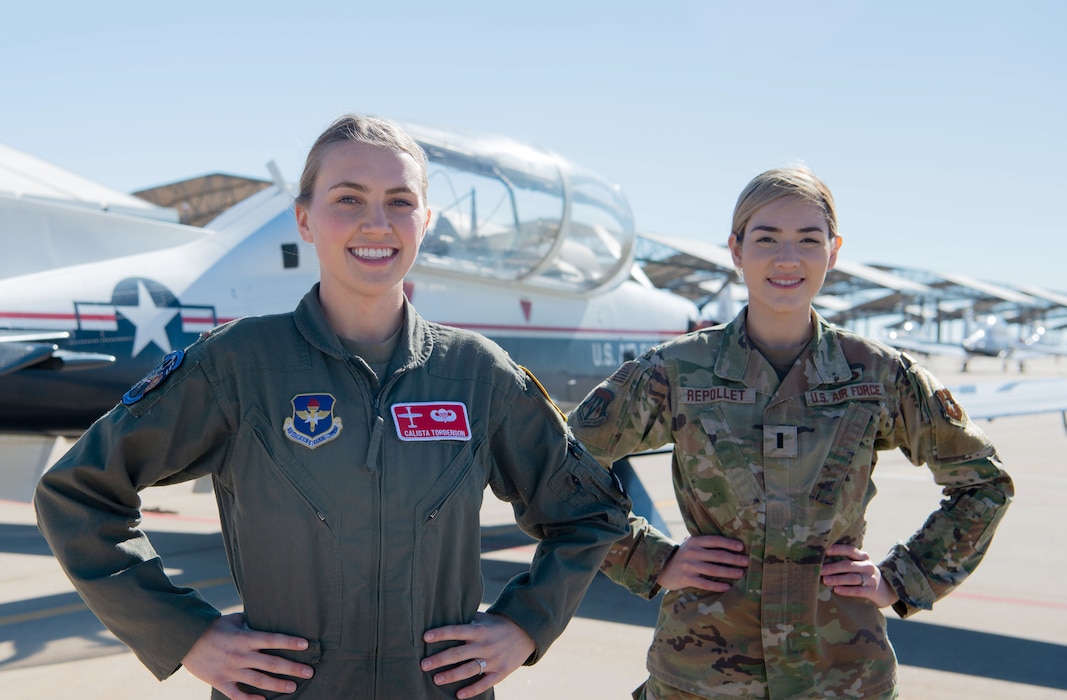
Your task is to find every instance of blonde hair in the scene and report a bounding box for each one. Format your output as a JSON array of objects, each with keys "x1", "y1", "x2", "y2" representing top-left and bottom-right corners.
[
  {"x1": 295, "y1": 114, "x2": 428, "y2": 208},
  {"x1": 731, "y1": 166, "x2": 837, "y2": 242}
]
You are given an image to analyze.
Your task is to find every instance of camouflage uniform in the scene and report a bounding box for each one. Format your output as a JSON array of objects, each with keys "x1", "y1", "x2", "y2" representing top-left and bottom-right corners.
[{"x1": 569, "y1": 309, "x2": 1013, "y2": 699}]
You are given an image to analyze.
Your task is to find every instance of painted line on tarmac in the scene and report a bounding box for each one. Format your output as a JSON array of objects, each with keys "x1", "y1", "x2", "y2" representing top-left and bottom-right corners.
[
  {"x1": 952, "y1": 591, "x2": 1067, "y2": 610},
  {"x1": 0, "y1": 577, "x2": 233, "y2": 628}
]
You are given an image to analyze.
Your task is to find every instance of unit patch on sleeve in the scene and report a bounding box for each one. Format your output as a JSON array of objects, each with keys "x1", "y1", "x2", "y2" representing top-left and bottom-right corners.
[
  {"x1": 284, "y1": 393, "x2": 343, "y2": 449},
  {"x1": 391, "y1": 401, "x2": 472, "y2": 441},
  {"x1": 122, "y1": 349, "x2": 185, "y2": 406},
  {"x1": 935, "y1": 388, "x2": 964, "y2": 422}
]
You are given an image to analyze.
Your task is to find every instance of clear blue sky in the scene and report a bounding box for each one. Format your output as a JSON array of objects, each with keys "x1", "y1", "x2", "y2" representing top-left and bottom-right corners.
[{"x1": 3, "y1": 1, "x2": 1064, "y2": 292}]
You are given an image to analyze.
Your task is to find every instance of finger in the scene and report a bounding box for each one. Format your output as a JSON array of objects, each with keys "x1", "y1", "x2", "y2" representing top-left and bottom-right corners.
[
  {"x1": 689, "y1": 535, "x2": 746, "y2": 552},
  {"x1": 429, "y1": 658, "x2": 486, "y2": 685},
  {"x1": 421, "y1": 646, "x2": 482, "y2": 673},
  {"x1": 247, "y1": 631, "x2": 311, "y2": 652},
  {"x1": 456, "y1": 673, "x2": 498, "y2": 700},
  {"x1": 825, "y1": 544, "x2": 870, "y2": 561},
  {"x1": 689, "y1": 561, "x2": 746, "y2": 580},
  {"x1": 423, "y1": 623, "x2": 479, "y2": 644},
  {"x1": 235, "y1": 668, "x2": 301, "y2": 695},
  {"x1": 248, "y1": 651, "x2": 315, "y2": 682}
]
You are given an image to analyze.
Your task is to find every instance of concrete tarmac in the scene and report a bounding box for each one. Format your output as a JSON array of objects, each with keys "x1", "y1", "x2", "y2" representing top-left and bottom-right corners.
[{"x1": 2, "y1": 354, "x2": 1065, "y2": 699}]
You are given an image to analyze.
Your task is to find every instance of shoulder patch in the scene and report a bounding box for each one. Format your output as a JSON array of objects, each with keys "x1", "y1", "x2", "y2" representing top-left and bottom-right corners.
[
  {"x1": 122, "y1": 350, "x2": 185, "y2": 406},
  {"x1": 571, "y1": 386, "x2": 615, "y2": 427},
  {"x1": 935, "y1": 388, "x2": 964, "y2": 422},
  {"x1": 608, "y1": 361, "x2": 639, "y2": 385}
]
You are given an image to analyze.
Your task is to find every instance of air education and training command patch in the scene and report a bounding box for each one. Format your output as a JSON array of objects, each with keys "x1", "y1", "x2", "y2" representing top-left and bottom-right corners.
[
  {"x1": 284, "y1": 393, "x2": 343, "y2": 449},
  {"x1": 122, "y1": 350, "x2": 185, "y2": 406}
]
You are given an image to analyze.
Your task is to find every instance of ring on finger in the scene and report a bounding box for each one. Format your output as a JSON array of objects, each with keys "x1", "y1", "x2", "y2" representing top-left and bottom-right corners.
[{"x1": 476, "y1": 659, "x2": 487, "y2": 672}]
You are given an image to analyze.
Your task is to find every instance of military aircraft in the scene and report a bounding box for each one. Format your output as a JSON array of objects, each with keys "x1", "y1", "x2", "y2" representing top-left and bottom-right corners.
[
  {"x1": 883, "y1": 313, "x2": 1067, "y2": 372},
  {"x1": 0, "y1": 126, "x2": 699, "y2": 516}
]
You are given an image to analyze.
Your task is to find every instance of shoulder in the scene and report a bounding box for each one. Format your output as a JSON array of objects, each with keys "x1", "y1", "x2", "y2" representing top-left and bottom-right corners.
[
  {"x1": 187, "y1": 311, "x2": 301, "y2": 369},
  {"x1": 421, "y1": 321, "x2": 524, "y2": 390},
  {"x1": 827, "y1": 324, "x2": 905, "y2": 365},
  {"x1": 658, "y1": 326, "x2": 723, "y2": 356}
]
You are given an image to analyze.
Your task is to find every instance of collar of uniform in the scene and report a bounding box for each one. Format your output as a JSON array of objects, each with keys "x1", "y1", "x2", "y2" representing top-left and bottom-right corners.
[
  {"x1": 713, "y1": 307, "x2": 853, "y2": 386},
  {"x1": 713, "y1": 308, "x2": 757, "y2": 383},
  {"x1": 808, "y1": 310, "x2": 853, "y2": 384},
  {"x1": 294, "y1": 284, "x2": 435, "y2": 371},
  {"x1": 393, "y1": 297, "x2": 434, "y2": 372},
  {"x1": 294, "y1": 284, "x2": 346, "y2": 359}
]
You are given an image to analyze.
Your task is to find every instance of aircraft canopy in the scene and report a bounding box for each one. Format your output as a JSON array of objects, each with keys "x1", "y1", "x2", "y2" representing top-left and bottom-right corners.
[{"x1": 408, "y1": 124, "x2": 634, "y2": 291}]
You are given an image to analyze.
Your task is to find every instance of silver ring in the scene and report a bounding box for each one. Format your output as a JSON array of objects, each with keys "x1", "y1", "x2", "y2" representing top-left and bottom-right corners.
[
  {"x1": 860, "y1": 576, "x2": 868, "y2": 587},
  {"x1": 477, "y1": 659, "x2": 487, "y2": 671}
]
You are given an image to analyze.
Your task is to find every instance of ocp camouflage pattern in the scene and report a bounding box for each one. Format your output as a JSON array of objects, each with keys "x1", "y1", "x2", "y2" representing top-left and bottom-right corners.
[{"x1": 569, "y1": 309, "x2": 1013, "y2": 699}]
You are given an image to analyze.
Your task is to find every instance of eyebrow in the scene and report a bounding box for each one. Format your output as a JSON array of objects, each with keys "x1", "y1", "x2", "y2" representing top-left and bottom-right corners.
[
  {"x1": 750, "y1": 224, "x2": 826, "y2": 234},
  {"x1": 328, "y1": 181, "x2": 417, "y2": 196}
]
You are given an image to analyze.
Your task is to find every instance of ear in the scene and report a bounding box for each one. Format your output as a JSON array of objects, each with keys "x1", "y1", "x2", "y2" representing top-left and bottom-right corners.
[
  {"x1": 827, "y1": 234, "x2": 842, "y2": 270},
  {"x1": 295, "y1": 203, "x2": 314, "y2": 244},
  {"x1": 728, "y1": 233, "x2": 743, "y2": 268},
  {"x1": 418, "y1": 207, "x2": 432, "y2": 247}
]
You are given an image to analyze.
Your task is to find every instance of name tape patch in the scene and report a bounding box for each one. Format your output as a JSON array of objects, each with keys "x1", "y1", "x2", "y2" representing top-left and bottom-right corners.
[
  {"x1": 679, "y1": 386, "x2": 755, "y2": 405},
  {"x1": 391, "y1": 401, "x2": 472, "y2": 442},
  {"x1": 806, "y1": 383, "x2": 885, "y2": 406}
]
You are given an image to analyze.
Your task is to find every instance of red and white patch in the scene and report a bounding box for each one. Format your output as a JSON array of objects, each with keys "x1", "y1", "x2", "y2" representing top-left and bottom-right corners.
[{"x1": 391, "y1": 401, "x2": 472, "y2": 442}]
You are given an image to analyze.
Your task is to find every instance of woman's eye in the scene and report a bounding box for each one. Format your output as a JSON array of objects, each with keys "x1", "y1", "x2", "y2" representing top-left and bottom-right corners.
[{"x1": 391, "y1": 198, "x2": 414, "y2": 207}]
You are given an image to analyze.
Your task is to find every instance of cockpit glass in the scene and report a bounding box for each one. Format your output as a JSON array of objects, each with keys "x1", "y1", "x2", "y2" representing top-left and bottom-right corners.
[{"x1": 412, "y1": 126, "x2": 633, "y2": 291}]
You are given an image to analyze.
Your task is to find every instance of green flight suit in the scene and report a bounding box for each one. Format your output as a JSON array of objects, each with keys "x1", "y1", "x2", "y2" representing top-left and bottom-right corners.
[{"x1": 35, "y1": 285, "x2": 630, "y2": 699}]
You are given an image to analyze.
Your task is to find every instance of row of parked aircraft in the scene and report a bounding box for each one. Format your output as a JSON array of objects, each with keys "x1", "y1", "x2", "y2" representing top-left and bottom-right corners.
[{"x1": 2, "y1": 121, "x2": 1067, "y2": 506}]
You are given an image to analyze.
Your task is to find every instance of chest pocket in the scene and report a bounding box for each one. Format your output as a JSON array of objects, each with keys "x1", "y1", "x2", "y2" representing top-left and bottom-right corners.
[
  {"x1": 809, "y1": 402, "x2": 876, "y2": 507},
  {"x1": 696, "y1": 406, "x2": 764, "y2": 526}
]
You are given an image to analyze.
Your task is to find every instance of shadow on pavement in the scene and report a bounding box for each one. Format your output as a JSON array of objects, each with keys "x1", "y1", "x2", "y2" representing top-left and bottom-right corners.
[{"x1": 7, "y1": 521, "x2": 1065, "y2": 692}]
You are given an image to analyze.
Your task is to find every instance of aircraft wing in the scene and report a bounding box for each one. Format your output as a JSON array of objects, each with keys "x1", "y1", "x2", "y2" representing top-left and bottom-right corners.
[
  {"x1": 0, "y1": 331, "x2": 114, "y2": 378},
  {"x1": 951, "y1": 377, "x2": 1067, "y2": 422},
  {"x1": 884, "y1": 336, "x2": 968, "y2": 359}
]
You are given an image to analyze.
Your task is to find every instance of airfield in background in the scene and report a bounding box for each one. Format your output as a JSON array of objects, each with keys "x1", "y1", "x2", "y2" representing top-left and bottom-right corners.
[{"x1": 2, "y1": 352, "x2": 1065, "y2": 699}]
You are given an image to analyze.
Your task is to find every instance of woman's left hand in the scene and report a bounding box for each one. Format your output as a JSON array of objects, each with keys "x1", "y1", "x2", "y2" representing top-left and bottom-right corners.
[
  {"x1": 820, "y1": 543, "x2": 899, "y2": 608},
  {"x1": 421, "y1": 611, "x2": 536, "y2": 699}
]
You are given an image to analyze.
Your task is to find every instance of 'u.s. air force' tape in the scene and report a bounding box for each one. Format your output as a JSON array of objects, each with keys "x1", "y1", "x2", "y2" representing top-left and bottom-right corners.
[{"x1": 122, "y1": 350, "x2": 185, "y2": 406}]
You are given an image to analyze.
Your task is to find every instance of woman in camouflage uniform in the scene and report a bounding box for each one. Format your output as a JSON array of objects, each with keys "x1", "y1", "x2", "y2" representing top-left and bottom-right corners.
[{"x1": 568, "y1": 167, "x2": 1013, "y2": 699}]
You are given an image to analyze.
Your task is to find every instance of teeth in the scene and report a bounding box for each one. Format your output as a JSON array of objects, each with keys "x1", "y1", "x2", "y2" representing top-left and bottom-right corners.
[
  {"x1": 351, "y1": 247, "x2": 395, "y2": 259},
  {"x1": 769, "y1": 278, "x2": 803, "y2": 287}
]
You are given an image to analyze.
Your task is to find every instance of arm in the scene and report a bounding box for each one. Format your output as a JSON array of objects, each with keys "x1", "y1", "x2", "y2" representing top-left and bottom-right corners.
[
  {"x1": 422, "y1": 364, "x2": 631, "y2": 694},
  {"x1": 875, "y1": 358, "x2": 1014, "y2": 618},
  {"x1": 34, "y1": 349, "x2": 229, "y2": 679},
  {"x1": 569, "y1": 355, "x2": 697, "y2": 596}
]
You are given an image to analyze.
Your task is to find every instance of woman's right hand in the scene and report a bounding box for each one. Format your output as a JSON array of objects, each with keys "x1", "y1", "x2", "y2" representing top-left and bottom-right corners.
[
  {"x1": 181, "y1": 612, "x2": 314, "y2": 700},
  {"x1": 655, "y1": 535, "x2": 748, "y2": 592}
]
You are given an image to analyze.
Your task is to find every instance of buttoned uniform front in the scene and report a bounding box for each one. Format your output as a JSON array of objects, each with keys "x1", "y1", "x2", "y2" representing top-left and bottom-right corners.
[
  {"x1": 568, "y1": 309, "x2": 1013, "y2": 699},
  {"x1": 35, "y1": 284, "x2": 630, "y2": 699}
]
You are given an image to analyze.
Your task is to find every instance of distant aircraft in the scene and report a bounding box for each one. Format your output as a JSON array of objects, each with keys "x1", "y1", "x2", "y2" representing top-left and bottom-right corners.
[
  {"x1": 0, "y1": 126, "x2": 696, "y2": 519},
  {"x1": 884, "y1": 314, "x2": 1067, "y2": 371}
]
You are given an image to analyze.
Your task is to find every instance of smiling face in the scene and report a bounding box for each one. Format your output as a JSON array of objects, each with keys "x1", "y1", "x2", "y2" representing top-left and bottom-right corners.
[
  {"x1": 295, "y1": 140, "x2": 430, "y2": 324},
  {"x1": 729, "y1": 194, "x2": 841, "y2": 335}
]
